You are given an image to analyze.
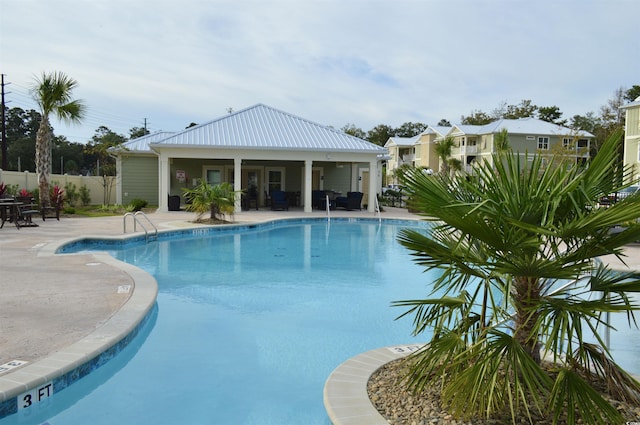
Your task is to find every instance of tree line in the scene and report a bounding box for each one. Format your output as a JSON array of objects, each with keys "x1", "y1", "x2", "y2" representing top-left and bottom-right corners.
[
  {"x1": 2, "y1": 85, "x2": 638, "y2": 177},
  {"x1": 343, "y1": 85, "x2": 640, "y2": 153}
]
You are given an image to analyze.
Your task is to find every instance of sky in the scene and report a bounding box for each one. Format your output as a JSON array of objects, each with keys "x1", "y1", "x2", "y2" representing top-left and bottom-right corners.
[{"x1": 1, "y1": 0, "x2": 639, "y2": 144}]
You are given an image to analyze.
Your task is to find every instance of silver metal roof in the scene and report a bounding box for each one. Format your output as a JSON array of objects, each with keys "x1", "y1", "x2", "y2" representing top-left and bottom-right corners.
[
  {"x1": 384, "y1": 136, "x2": 419, "y2": 148},
  {"x1": 113, "y1": 131, "x2": 176, "y2": 153},
  {"x1": 479, "y1": 118, "x2": 595, "y2": 137},
  {"x1": 150, "y1": 104, "x2": 387, "y2": 153}
]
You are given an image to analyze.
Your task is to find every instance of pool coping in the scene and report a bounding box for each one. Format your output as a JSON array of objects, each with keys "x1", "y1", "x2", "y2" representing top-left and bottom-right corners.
[
  {"x1": 0, "y1": 250, "x2": 158, "y2": 417},
  {"x1": 323, "y1": 345, "x2": 422, "y2": 425}
]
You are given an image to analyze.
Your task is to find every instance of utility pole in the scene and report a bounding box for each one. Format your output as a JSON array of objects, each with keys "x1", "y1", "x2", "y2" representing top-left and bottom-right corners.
[
  {"x1": 1, "y1": 74, "x2": 8, "y2": 170},
  {"x1": 143, "y1": 118, "x2": 148, "y2": 134}
]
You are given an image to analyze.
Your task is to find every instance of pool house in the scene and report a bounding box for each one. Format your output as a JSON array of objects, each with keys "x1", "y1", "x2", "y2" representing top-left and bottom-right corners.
[{"x1": 110, "y1": 104, "x2": 388, "y2": 213}]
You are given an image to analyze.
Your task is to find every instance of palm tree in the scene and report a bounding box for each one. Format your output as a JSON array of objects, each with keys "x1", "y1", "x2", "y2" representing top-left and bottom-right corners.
[
  {"x1": 396, "y1": 128, "x2": 640, "y2": 424},
  {"x1": 434, "y1": 135, "x2": 462, "y2": 175},
  {"x1": 31, "y1": 71, "x2": 85, "y2": 209},
  {"x1": 494, "y1": 127, "x2": 510, "y2": 153},
  {"x1": 183, "y1": 181, "x2": 238, "y2": 221}
]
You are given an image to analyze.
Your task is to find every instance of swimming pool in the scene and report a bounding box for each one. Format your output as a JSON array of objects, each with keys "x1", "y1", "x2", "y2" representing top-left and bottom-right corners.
[
  {"x1": 4, "y1": 218, "x2": 639, "y2": 425},
  {"x1": 3, "y1": 219, "x2": 435, "y2": 425}
]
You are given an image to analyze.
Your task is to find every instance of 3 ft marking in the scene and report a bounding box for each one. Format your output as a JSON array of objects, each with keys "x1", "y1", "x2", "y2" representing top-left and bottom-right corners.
[{"x1": 18, "y1": 382, "x2": 53, "y2": 410}]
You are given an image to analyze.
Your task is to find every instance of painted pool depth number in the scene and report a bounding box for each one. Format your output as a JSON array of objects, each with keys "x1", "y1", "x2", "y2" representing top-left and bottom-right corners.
[{"x1": 18, "y1": 382, "x2": 53, "y2": 410}]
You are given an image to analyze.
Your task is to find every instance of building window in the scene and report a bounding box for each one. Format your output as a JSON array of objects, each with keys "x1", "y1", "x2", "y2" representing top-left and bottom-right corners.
[
  {"x1": 538, "y1": 137, "x2": 549, "y2": 150},
  {"x1": 563, "y1": 138, "x2": 572, "y2": 149}
]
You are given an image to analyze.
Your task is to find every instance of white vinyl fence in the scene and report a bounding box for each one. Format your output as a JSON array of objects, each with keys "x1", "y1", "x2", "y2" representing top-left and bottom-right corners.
[{"x1": 0, "y1": 169, "x2": 116, "y2": 206}]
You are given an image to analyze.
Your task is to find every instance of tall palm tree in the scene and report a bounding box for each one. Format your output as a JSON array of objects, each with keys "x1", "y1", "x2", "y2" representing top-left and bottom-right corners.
[
  {"x1": 396, "y1": 128, "x2": 640, "y2": 424},
  {"x1": 31, "y1": 71, "x2": 85, "y2": 209},
  {"x1": 434, "y1": 135, "x2": 462, "y2": 175}
]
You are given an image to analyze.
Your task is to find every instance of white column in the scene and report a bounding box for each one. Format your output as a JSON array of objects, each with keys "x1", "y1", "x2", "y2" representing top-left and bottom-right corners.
[
  {"x1": 368, "y1": 159, "x2": 378, "y2": 213},
  {"x1": 158, "y1": 154, "x2": 170, "y2": 212},
  {"x1": 115, "y1": 156, "x2": 122, "y2": 205},
  {"x1": 234, "y1": 157, "x2": 242, "y2": 213},
  {"x1": 304, "y1": 159, "x2": 313, "y2": 212}
]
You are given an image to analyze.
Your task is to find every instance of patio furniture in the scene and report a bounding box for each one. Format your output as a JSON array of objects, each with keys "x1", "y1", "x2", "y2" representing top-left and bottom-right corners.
[
  {"x1": 312, "y1": 190, "x2": 326, "y2": 209},
  {"x1": 335, "y1": 192, "x2": 363, "y2": 211},
  {"x1": 243, "y1": 187, "x2": 259, "y2": 210},
  {"x1": 0, "y1": 199, "x2": 21, "y2": 229},
  {"x1": 16, "y1": 196, "x2": 40, "y2": 227},
  {"x1": 270, "y1": 190, "x2": 289, "y2": 210}
]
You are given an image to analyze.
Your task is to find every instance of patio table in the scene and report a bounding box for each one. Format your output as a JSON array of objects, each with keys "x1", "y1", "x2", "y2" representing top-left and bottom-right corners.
[{"x1": 0, "y1": 201, "x2": 23, "y2": 229}]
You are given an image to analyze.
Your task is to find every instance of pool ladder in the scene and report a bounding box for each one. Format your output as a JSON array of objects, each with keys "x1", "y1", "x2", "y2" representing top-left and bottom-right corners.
[{"x1": 123, "y1": 211, "x2": 158, "y2": 242}]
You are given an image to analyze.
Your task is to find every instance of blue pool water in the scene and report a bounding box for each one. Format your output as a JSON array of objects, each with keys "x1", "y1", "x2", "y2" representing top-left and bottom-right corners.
[
  {"x1": 5, "y1": 220, "x2": 435, "y2": 425},
  {"x1": 4, "y1": 219, "x2": 639, "y2": 425}
]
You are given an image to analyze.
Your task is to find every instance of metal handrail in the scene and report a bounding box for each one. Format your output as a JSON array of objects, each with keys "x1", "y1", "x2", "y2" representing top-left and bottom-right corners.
[
  {"x1": 123, "y1": 211, "x2": 158, "y2": 242},
  {"x1": 325, "y1": 194, "x2": 331, "y2": 222},
  {"x1": 374, "y1": 194, "x2": 382, "y2": 223}
]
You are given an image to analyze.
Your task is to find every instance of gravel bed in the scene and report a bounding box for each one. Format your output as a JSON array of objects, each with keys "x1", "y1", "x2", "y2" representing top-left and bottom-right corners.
[{"x1": 367, "y1": 358, "x2": 640, "y2": 425}]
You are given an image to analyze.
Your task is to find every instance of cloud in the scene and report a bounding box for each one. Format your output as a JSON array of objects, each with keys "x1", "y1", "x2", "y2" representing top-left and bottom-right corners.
[{"x1": 1, "y1": 0, "x2": 638, "y2": 142}]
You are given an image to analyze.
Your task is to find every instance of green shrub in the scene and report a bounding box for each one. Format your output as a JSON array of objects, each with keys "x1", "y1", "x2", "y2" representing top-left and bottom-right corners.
[
  {"x1": 128, "y1": 198, "x2": 148, "y2": 212},
  {"x1": 79, "y1": 184, "x2": 91, "y2": 206},
  {"x1": 64, "y1": 182, "x2": 79, "y2": 206}
]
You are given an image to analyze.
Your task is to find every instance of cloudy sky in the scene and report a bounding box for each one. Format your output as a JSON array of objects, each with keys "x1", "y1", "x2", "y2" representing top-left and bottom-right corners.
[{"x1": 1, "y1": 0, "x2": 638, "y2": 143}]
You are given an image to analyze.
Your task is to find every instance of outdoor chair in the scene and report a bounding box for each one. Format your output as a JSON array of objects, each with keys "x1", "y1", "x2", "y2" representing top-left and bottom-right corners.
[
  {"x1": 335, "y1": 192, "x2": 363, "y2": 211},
  {"x1": 312, "y1": 190, "x2": 326, "y2": 209},
  {"x1": 16, "y1": 196, "x2": 40, "y2": 227},
  {"x1": 270, "y1": 190, "x2": 289, "y2": 210}
]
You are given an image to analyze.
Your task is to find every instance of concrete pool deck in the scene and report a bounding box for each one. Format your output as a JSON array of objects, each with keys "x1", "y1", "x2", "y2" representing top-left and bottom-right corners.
[{"x1": 1, "y1": 206, "x2": 639, "y2": 422}]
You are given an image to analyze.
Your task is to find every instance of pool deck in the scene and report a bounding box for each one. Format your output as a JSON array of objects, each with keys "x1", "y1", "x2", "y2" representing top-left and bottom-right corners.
[{"x1": 1, "y1": 207, "x2": 639, "y2": 422}]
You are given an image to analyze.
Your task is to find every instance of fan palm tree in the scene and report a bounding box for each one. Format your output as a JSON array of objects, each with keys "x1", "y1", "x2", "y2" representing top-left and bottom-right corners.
[
  {"x1": 395, "y1": 128, "x2": 640, "y2": 424},
  {"x1": 183, "y1": 180, "x2": 238, "y2": 221},
  {"x1": 31, "y1": 71, "x2": 85, "y2": 209}
]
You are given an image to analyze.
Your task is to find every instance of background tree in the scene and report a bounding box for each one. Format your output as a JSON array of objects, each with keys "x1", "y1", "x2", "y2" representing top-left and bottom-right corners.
[
  {"x1": 437, "y1": 118, "x2": 452, "y2": 127},
  {"x1": 3, "y1": 107, "x2": 40, "y2": 171},
  {"x1": 129, "y1": 126, "x2": 150, "y2": 139},
  {"x1": 83, "y1": 126, "x2": 126, "y2": 176},
  {"x1": 53, "y1": 135, "x2": 85, "y2": 174},
  {"x1": 397, "y1": 129, "x2": 640, "y2": 424},
  {"x1": 367, "y1": 124, "x2": 395, "y2": 146},
  {"x1": 341, "y1": 123, "x2": 367, "y2": 139},
  {"x1": 624, "y1": 85, "x2": 640, "y2": 102},
  {"x1": 537, "y1": 105, "x2": 564, "y2": 124},
  {"x1": 503, "y1": 99, "x2": 537, "y2": 119},
  {"x1": 394, "y1": 122, "x2": 427, "y2": 137},
  {"x1": 460, "y1": 109, "x2": 493, "y2": 125},
  {"x1": 31, "y1": 71, "x2": 85, "y2": 209}
]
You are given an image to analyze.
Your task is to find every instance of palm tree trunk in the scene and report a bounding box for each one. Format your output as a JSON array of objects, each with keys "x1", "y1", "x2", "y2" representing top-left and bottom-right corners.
[
  {"x1": 35, "y1": 116, "x2": 52, "y2": 210},
  {"x1": 513, "y1": 276, "x2": 542, "y2": 364}
]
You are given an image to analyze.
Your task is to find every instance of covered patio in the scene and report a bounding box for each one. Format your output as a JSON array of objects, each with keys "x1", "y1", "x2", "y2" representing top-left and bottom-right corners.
[{"x1": 113, "y1": 104, "x2": 388, "y2": 213}]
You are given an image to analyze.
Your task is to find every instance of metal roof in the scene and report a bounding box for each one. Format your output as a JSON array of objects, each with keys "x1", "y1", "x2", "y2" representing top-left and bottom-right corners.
[
  {"x1": 112, "y1": 131, "x2": 176, "y2": 153},
  {"x1": 150, "y1": 104, "x2": 387, "y2": 153},
  {"x1": 479, "y1": 118, "x2": 595, "y2": 137},
  {"x1": 384, "y1": 136, "x2": 419, "y2": 148}
]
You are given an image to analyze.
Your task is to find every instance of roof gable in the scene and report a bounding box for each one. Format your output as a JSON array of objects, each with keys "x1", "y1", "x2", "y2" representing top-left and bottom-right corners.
[
  {"x1": 384, "y1": 136, "x2": 418, "y2": 148},
  {"x1": 151, "y1": 104, "x2": 386, "y2": 153}
]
